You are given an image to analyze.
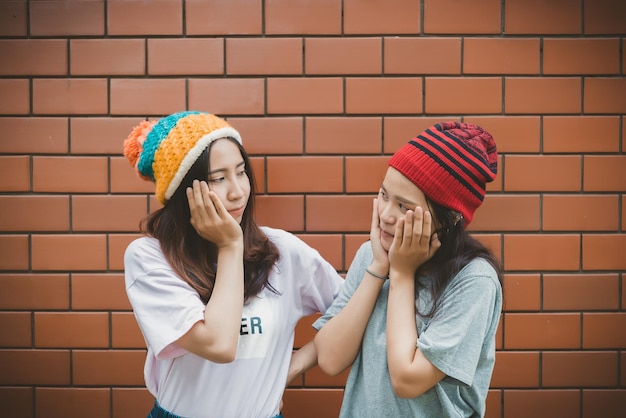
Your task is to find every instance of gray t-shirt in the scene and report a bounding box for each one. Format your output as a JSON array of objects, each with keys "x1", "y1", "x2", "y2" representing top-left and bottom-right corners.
[{"x1": 313, "y1": 241, "x2": 502, "y2": 418}]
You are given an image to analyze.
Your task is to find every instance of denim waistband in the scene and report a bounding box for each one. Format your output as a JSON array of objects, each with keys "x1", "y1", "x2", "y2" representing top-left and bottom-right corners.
[{"x1": 148, "y1": 400, "x2": 283, "y2": 418}]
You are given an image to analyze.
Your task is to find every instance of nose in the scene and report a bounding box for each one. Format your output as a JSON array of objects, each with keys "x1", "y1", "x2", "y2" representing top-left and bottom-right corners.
[
  {"x1": 378, "y1": 199, "x2": 397, "y2": 226},
  {"x1": 227, "y1": 178, "x2": 245, "y2": 201}
]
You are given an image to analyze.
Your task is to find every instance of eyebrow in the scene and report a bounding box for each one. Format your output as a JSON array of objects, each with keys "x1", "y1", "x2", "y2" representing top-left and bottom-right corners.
[{"x1": 209, "y1": 161, "x2": 245, "y2": 175}]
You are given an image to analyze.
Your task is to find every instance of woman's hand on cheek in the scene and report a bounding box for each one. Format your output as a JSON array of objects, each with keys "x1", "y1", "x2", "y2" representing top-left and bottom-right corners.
[
  {"x1": 388, "y1": 206, "x2": 440, "y2": 278},
  {"x1": 187, "y1": 180, "x2": 243, "y2": 248},
  {"x1": 369, "y1": 198, "x2": 390, "y2": 273}
]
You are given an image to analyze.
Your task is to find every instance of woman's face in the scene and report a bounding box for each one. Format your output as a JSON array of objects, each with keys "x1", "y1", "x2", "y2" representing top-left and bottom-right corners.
[
  {"x1": 207, "y1": 138, "x2": 251, "y2": 224},
  {"x1": 377, "y1": 167, "x2": 436, "y2": 252}
]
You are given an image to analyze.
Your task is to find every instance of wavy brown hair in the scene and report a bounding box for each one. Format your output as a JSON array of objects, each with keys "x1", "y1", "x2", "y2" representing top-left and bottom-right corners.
[
  {"x1": 141, "y1": 138, "x2": 280, "y2": 304},
  {"x1": 416, "y1": 198, "x2": 503, "y2": 318}
]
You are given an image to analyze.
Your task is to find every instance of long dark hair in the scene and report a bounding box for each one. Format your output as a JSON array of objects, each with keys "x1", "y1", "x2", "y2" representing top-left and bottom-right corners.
[
  {"x1": 141, "y1": 138, "x2": 280, "y2": 304},
  {"x1": 416, "y1": 199, "x2": 503, "y2": 318}
]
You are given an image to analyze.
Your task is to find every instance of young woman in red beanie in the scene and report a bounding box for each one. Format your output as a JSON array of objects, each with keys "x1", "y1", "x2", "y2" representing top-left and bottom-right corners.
[
  {"x1": 314, "y1": 122, "x2": 503, "y2": 417},
  {"x1": 122, "y1": 111, "x2": 343, "y2": 418}
]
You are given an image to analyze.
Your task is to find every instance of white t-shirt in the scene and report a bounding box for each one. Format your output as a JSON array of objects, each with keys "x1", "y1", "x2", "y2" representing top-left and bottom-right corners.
[{"x1": 124, "y1": 226, "x2": 343, "y2": 418}]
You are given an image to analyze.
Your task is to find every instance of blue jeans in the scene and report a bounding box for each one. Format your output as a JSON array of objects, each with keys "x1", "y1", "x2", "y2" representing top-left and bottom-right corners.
[{"x1": 148, "y1": 400, "x2": 284, "y2": 418}]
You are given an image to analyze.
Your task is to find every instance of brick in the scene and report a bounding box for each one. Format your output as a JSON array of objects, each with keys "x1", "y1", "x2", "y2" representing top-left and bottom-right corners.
[
  {"x1": 70, "y1": 39, "x2": 145, "y2": 76},
  {"x1": 72, "y1": 350, "x2": 145, "y2": 385},
  {"x1": 306, "y1": 195, "x2": 371, "y2": 232},
  {"x1": 491, "y1": 351, "x2": 539, "y2": 387},
  {"x1": 544, "y1": 39, "x2": 620, "y2": 75},
  {"x1": 112, "y1": 388, "x2": 155, "y2": 418},
  {"x1": 504, "y1": 155, "x2": 581, "y2": 192},
  {"x1": 584, "y1": 156, "x2": 626, "y2": 191},
  {"x1": 582, "y1": 234, "x2": 626, "y2": 270},
  {"x1": 0, "y1": 274, "x2": 69, "y2": 310},
  {"x1": 31, "y1": 234, "x2": 107, "y2": 271},
  {"x1": 0, "y1": 235, "x2": 28, "y2": 270},
  {"x1": 36, "y1": 388, "x2": 110, "y2": 418},
  {"x1": 503, "y1": 234, "x2": 580, "y2": 271},
  {"x1": 72, "y1": 195, "x2": 147, "y2": 232},
  {"x1": 346, "y1": 78, "x2": 423, "y2": 114},
  {"x1": 465, "y1": 116, "x2": 540, "y2": 154},
  {"x1": 305, "y1": 117, "x2": 382, "y2": 154},
  {"x1": 0, "y1": 312, "x2": 31, "y2": 347},
  {"x1": 344, "y1": 0, "x2": 420, "y2": 34},
  {"x1": 282, "y1": 388, "x2": 343, "y2": 418},
  {"x1": 250, "y1": 157, "x2": 265, "y2": 193},
  {"x1": 485, "y1": 390, "x2": 501, "y2": 418},
  {"x1": 297, "y1": 234, "x2": 343, "y2": 271},
  {"x1": 227, "y1": 38, "x2": 301, "y2": 75},
  {"x1": 583, "y1": 313, "x2": 626, "y2": 348},
  {"x1": 0, "y1": 117, "x2": 68, "y2": 154},
  {"x1": 543, "y1": 116, "x2": 620, "y2": 153},
  {"x1": 0, "y1": 1, "x2": 26, "y2": 36},
  {"x1": 33, "y1": 156, "x2": 108, "y2": 193},
  {"x1": 149, "y1": 38, "x2": 224, "y2": 76},
  {"x1": 425, "y1": 77, "x2": 501, "y2": 114},
  {"x1": 0, "y1": 39, "x2": 67, "y2": 76},
  {"x1": 584, "y1": 78, "x2": 626, "y2": 113},
  {"x1": 505, "y1": 0, "x2": 581, "y2": 34},
  {"x1": 268, "y1": 78, "x2": 343, "y2": 114},
  {"x1": 110, "y1": 157, "x2": 155, "y2": 194},
  {"x1": 543, "y1": 351, "x2": 618, "y2": 387},
  {"x1": 72, "y1": 274, "x2": 130, "y2": 311},
  {"x1": 345, "y1": 156, "x2": 388, "y2": 193},
  {"x1": 30, "y1": 0, "x2": 104, "y2": 36},
  {"x1": 0, "y1": 195, "x2": 69, "y2": 232},
  {"x1": 186, "y1": 0, "x2": 261, "y2": 34},
  {"x1": 471, "y1": 195, "x2": 540, "y2": 232},
  {"x1": 464, "y1": 38, "x2": 540, "y2": 75},
  {"x1": 383, "y1": 117, "x2": 458, "y2": 154},
  {"x1": 582, "y1": 389, "x2": 626, "y2": 418},
  {"x1": 584, "y1": 0, "x2": 626, "y2": 34},
  {"x1": 0, "y1": 387, "x2": 32, "y2": 418},
  {"x1": 35, "y1": 313, "x2": 109, "y2": 348},
  {"x1": 0, "y1": 79, "x2": 29, "y2": 114},
  {"x1": 108, "y1": 234, "x2": 143, "y2": 272},
  {"x1": 306, "y1": 38, "x2": 382, "y2": 75},
  {"x1": 344, "y1": 234, "x2": 369, "y2": 269},
  {"x1": 71, "y1": 117, "x2": 139, "y2": 154},
  {"x1": 385, "y1": 37, "x2": 461, "y2": 75},
  {"x1": 504, "y1": 313, "x2": 581, "y2": 349},
  {"x1": 543, "y1": 195, "x2": 619, "y2": 231},
  {"x1": 267, "y1": 156, "x2": 343, "y2": 193},
  {"x1": 110, "y1": 79, "x2": 186, "y2": 116},
  {"x1": 256, "y1": 195, "x2": 304, "y2": 232},
  {"x1": 505, "y1": 77, "x2": 582, "y2": 114},
  {"x1": 503, "y1": 390, "x2": 580, "y2": 418},
  {"x1": 32, "y1": 79, "x2": 108, "y2": 115},
  {"x1": 502, "y1": 274, "x2": 541, "y2": 311},
  {"x1": 293, "y1": 313, "x2": 320, "y2": 349},
  {"x1": 0, "y1": 350, "x2": 70, "y2": 385},
  {"x1": 189, "y1": 78, "x2": 265, "y2": 115},
  {"x1": 227, "y1": 117, "x2": 303, "y2": 155},
  {"x1": 107, "y1": 0, "x2": 182, "y2": 35},
  {"x1": 423, "y1": 0, "x2": 500, "y2": 34},
  {"x1": 0, "y1": 156, "x2": 30, "y2": 192},
  {"x1": 473, "y1": 234, "x2": 502, "y2": 265},
  {"x1": 112, "y1": 312, "x2": 145, "y2": 349},
  {"x1": 266, "y1": 0, "x2": 341, "y2": 35}
]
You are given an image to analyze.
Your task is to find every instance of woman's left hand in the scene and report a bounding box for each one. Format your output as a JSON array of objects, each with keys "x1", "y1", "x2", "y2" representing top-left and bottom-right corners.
[{"x1": 388, "y1": 206, "x2": 441, "y2": 278}]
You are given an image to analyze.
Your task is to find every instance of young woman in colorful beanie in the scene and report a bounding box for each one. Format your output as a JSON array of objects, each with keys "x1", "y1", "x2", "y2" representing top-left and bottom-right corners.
[
  {"x1": 314, "y1": 122, "x2": 503, "y2": 417},
  {"x1": 122, "y1": 111, "x2": 343, "y2": 418}
]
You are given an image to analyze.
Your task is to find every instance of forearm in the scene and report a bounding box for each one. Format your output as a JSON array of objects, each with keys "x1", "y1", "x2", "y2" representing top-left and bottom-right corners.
[
  {"x1": 315, "y1": 273, "x2": 384, "y2": 375},
  {"x1": 286, "y1": 341, "x2": 317, "y2": 386}
]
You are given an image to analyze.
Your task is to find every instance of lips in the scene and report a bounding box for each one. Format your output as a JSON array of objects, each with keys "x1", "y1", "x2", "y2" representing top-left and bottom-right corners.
[{"x1": 228, "y1": 206, "x2": 245, "y2": 217}]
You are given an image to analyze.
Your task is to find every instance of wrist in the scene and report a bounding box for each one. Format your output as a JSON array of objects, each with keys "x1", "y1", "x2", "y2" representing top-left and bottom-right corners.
[{"x1": 365, "y1": 266, "x2": 389, "y2": 281}]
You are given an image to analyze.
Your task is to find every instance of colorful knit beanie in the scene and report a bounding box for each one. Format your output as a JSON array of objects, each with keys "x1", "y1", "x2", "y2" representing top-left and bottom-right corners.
[
  {"x1": 388, "y1": 122, "x2": 497, "y2": 225},
  {"x1": 123, "y1": 111, "x2": 242, "y2": 205}
]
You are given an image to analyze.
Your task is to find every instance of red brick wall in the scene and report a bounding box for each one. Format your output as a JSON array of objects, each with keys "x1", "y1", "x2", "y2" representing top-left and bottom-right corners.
[{"x1": 1, "y1": 1, "x2": 625, "y2": 417}]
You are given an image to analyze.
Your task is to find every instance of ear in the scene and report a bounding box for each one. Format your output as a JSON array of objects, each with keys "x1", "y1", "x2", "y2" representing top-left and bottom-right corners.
[{"x1": 453, "y1": 213, "x2": 463, "y2": 226}]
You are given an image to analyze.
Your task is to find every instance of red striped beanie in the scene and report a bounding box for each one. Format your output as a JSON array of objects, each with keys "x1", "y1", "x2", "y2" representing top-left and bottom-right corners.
[{"x1": 388, "y1": 122, "x2": 497, "y2": 225}]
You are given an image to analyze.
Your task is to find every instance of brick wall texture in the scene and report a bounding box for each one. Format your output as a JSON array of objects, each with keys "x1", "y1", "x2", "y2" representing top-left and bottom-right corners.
[{"x1": 1, "y1": 0, "x2": 625, "y2": 417}]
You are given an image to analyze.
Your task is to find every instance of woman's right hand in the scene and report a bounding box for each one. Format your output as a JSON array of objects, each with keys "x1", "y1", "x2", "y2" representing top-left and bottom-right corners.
[
  {"x1": 369, "y1": 197, "x2": 390, "y2": 274},
  {"x1": 187, "y1": 180, "x2": 243, "y2": 249}
]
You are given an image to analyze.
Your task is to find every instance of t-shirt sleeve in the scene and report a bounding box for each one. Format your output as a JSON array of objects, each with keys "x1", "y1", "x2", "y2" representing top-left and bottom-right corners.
[
  {"x1": 418, "y1": 259, "x2": 500, "y2": 387},
  {"x1": 124, "y1": 239, "x2": 205, "y2": 360},
  {"x1": 312, "y1": 242, "x2": 372, "y2": 331}
]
